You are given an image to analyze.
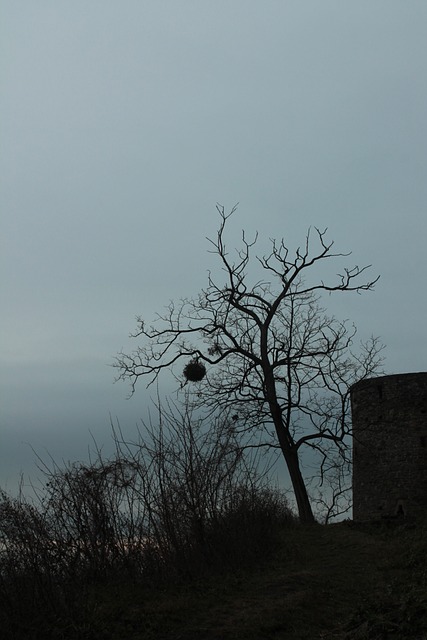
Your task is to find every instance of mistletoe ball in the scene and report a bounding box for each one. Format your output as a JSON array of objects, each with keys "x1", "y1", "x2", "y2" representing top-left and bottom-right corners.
[{"x1": 183, "y1": 359, "x2": 206, "y2": 382}]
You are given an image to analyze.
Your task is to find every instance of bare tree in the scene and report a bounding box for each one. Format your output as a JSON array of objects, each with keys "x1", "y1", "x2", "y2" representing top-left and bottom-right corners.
[{"x1": 114, "y1": 205, "x2": 384, "y2": 523}]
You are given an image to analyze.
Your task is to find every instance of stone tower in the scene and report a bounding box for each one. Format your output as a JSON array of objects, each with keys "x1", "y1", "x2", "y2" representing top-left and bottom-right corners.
[{"x1": 351, "y1": 372, "x2": 427, "y2": 521}]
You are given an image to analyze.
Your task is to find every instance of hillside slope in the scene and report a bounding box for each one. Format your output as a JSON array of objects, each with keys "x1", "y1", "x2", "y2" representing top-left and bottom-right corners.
[{"x1": 92, "y1": 520, "x2": 427, "y2": 639}]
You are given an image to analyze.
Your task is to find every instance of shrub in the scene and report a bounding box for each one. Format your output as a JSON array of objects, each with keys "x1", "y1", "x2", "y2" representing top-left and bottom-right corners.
[
  {"x1": 0, "y1": 398, "x2": 295, "y2": 637},
  {"x1": 0, "y1": 490, "x2": 91, "y2": 639}
]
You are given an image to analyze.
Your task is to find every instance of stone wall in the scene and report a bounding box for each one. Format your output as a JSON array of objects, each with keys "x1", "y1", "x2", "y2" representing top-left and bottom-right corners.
[{"x1": 351, "y1": 372, "x2": 427, "y2": 521}]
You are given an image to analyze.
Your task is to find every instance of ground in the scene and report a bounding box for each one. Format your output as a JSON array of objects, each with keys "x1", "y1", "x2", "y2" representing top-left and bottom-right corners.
[{"x1": 90, "y1": 519, "x2": 427, "y2": 639}]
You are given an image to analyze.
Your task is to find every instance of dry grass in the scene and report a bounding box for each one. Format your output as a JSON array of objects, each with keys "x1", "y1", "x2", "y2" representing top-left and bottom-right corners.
[{"x1": 89, "y1": 519, "x2": 427, "y2": 640}]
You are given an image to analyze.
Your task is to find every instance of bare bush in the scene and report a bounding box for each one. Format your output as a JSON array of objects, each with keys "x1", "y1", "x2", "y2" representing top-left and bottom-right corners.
[
  {"x1": 0, "y1": 489, "x2": 91, "y2": 639},
  {"x1": 38, "y1": 455, "x2": 150, "y2": 580},
  {"x1": 0, "y1": 398, "x2": 294, "y2": 637},
  {"x1": 109, "y1": 397, "x2": 295, "y2": 578}
]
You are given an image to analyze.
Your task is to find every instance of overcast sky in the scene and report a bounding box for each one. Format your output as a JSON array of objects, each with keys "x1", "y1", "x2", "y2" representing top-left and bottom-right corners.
[{"x1": 1, "y1": 1, "x2": 426, "y2": 493}]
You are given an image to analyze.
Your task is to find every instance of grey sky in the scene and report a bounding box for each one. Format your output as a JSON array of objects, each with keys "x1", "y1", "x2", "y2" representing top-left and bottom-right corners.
[{"x1": 1, "y1": 1, "x2": 426, "y2": 492}]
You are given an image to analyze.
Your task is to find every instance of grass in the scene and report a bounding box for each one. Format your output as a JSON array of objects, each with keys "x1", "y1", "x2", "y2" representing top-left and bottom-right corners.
[{"x1": 86, "y1": 519, "x2": 427, "y2": 640}]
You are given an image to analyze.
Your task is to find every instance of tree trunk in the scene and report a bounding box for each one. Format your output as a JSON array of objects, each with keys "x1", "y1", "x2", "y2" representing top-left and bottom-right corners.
[
  {"x1": 266, "y1": 388, "x2": 316, "y2": 523},
  {"x1": 284, "y1": 446, "x2": 315, "y2": 524},
  {"x1": 262, "y1": 352, "x2": 316, "y2": 523}
]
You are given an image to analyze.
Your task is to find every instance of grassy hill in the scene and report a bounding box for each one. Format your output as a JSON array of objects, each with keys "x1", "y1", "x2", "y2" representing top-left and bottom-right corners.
[{"x1": 89, "y1": 519, "x2": 427, "y2": 640}]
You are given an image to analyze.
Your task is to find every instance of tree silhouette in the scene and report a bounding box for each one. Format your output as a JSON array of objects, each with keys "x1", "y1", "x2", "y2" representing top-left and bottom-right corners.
[{"x1": 115, "y1": 205, "x2": 384, "y2": 523}]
